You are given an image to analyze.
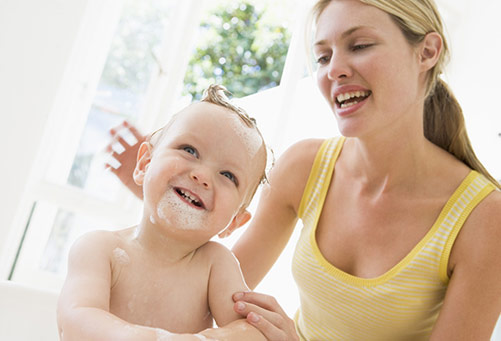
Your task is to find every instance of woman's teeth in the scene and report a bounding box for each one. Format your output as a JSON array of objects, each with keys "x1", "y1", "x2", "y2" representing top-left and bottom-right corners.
[{"x1": 336, "y1": 90, "x2": 370, "y2": 108}]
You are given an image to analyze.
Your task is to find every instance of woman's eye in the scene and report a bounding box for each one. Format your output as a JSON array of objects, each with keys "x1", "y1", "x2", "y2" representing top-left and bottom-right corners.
[
  {"x1": 316, "y1": 55, "x2": 330, "y2": 65},
  {"x1": 221, "y1": 171, "x2": 238, "y2": 186},
  {"x1": 351, "y1": 44, "x2": 372, "y2": 51},
  {"x1": 182, "y1": 145, "x2": 198, "y2": 157}
]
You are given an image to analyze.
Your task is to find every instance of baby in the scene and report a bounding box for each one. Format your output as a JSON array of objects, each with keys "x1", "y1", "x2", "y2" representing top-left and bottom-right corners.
[{"x1": 57, "y1": 85, "x2": 268, "y2": 340}]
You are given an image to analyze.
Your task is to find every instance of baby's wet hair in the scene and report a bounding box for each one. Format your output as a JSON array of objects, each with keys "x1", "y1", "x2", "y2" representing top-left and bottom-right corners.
[{"x1": 200, "y1": 85, "x2": 257, "y2": 129}]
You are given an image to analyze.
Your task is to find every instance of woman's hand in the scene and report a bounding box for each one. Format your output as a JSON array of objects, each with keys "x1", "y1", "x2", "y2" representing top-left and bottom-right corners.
[
  {"x1": 104, "y1": 120, "x2": 146, "y2": 199},
  {"x1": 232, "y1": 292, "x2": 299, "y2": 341}
]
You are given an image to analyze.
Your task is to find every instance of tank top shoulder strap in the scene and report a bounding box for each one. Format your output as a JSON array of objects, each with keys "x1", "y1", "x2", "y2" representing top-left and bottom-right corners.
[
  {"x1": 298, "y1": 136, "x2": 345, "y2": 219},
  {"x1": 438, "y1": 171, "x2": 497, "y2": 283}
]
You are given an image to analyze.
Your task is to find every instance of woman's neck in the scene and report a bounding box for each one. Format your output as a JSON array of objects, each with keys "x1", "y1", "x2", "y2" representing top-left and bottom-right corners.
[{"x1": 341, "y1": 130, "x2": 436, "y2": 196}]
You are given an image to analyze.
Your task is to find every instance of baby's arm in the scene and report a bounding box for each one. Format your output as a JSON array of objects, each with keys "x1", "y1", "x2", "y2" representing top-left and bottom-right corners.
[
  {"x1": 203, "y1": 241, "x2": 249, "y2": 326},
  {"x1": 197, "y1": 242, "x2": 265, "y2": 340},
  {"x1": 57, "y1": 231, "x2": 202, "y2": 341},
  {"x1": 57, "y1": 231, "x2": 154, "y2": 339}
]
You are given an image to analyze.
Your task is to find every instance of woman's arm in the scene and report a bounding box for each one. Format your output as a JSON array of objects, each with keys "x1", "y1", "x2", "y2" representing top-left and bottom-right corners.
[
  {"x1": 430, "y1": 191, "x2": 501, "y2": 340},
  {"x1": 223, "y1": 139, "x2": 323, "y2": 340},
  {"x1": 232, "y1": 139, "x2": 323, "y2": 289}
]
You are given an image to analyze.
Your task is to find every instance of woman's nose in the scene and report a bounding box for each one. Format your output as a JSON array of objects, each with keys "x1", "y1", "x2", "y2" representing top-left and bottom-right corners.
[{"x1": 327, "y1": 52, "x2": 351, "y2": 80}]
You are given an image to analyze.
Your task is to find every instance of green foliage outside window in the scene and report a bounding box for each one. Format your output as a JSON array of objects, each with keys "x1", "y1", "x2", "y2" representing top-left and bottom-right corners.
[{"x1": 183, "y1": 2, "x2": 291, "y2": 100}]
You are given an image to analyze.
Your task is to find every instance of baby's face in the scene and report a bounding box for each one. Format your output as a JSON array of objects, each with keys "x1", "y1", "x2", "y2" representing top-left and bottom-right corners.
[{"x1": 142, "y1": 102, "x2": 265, "y2": 241}]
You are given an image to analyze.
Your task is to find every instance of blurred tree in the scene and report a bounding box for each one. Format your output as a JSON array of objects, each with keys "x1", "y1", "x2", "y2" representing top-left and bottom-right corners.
[
  {"x1": 183, "y1": 2, "x2": 291, "y2": 100},
  {"x1": 100, "y1": 0, "x2": 172, "y2": 95}
]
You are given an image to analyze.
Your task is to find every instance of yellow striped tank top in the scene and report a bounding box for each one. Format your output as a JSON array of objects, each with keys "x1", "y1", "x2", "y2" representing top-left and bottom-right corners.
[{"x1": 292, "y1": 137, "x2": 496, "y2": 340}]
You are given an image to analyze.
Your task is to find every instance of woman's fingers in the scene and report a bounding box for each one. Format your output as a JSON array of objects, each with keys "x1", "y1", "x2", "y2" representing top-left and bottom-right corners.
[
  {"x1": 108, "y1": 120, "x2": 145, "y2": 146},
  {"x1": 233, "y1": 292, "x2": 287, "y2": 316},
  {"x1": 246, "y1": 312, "x2": 288, "y2": 341},
  {"x1": 234, "y1": 301, "x2": 283, "y2": 327},
  {"x1": 124, "y1": 121, "x2": 144, "y2": 140},
  {"x1": 233, "y1": 292, "x2": 299, "y2": 341}
]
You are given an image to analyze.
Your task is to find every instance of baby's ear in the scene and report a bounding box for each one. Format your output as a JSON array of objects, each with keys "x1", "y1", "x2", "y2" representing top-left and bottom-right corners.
[
  {"x1": 218, "y1": 210, "x2": 251, "y2": 238},
  {"x1": 133, "y1": 142, "x2": 153, "y2": 185}
]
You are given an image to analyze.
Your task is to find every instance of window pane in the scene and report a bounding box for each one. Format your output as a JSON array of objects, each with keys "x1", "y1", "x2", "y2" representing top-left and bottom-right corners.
[
  {"x1": 66, "y1": 0, "x2": 177, "y2": 199},
  {"x1": 183, "y1": 0, "x2": 299, "y2": 100},
  {"x1": 38, "y1": 203, "x2": 119, "y2": 276}
]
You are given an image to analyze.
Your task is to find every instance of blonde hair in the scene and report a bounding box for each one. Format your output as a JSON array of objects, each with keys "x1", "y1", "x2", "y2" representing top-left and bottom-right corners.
[
  {"x1": 310, "y1": 0, "x2": 500, "y2": 188},
  {"x1": 201, "y1": 84, "x2": 271, "y2": 204},
  {"x1": 149, "y1": 84, "x2": 270, "y2": 206}
]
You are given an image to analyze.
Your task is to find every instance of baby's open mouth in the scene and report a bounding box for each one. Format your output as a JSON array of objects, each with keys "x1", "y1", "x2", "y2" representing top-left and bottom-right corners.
[
  {"x1": 175, "y1": 188, "x2": 205, "y2": 209},
  {"x1": 336, "y1": 90, "x2": 371, "y2": 108}
]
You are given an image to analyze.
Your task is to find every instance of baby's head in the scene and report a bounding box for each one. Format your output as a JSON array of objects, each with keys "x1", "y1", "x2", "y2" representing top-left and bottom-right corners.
[{"x1": 133, "y1": 85, "x2": 267, "y2": 241}]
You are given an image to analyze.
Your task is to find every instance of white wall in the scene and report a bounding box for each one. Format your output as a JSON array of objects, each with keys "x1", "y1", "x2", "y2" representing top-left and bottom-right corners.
[
  {"x1": 0, "y1": 0, "x2": 88, "y2": 270},
  {"x1": 442, "y1": 0, "x2": 501, "y2": 180}
]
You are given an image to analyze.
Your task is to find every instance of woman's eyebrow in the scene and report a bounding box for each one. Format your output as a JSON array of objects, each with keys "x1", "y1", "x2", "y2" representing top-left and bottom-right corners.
[
  {"x1": 314, "y1": 25, "x2": 377, "y2": 46},
  {"x1": 341, "y1": 25, "x2": 376, "y2": 38}
]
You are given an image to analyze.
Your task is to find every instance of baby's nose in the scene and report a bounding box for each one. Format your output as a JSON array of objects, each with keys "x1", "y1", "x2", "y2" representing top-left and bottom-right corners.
[{"x1": 190, "y1": 170, "x2": 210, "y2": 188}]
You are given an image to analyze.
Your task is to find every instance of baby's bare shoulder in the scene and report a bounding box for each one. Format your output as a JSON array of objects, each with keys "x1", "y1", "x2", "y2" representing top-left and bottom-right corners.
[
  {"x1": 197, "y1": 241, "x2": 238, "y2": 265},
  {"x1": 69, "y1": 228, "x2": 129, "y2": 261},
  {"x1": 198, "y1": 240, "x2": 233, "y2": 255}
]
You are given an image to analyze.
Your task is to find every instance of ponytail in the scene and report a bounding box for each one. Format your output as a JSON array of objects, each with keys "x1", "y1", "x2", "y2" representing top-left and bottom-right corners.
[{"x1": 424, "y1": 79, "x2": 500, "y2": 188}]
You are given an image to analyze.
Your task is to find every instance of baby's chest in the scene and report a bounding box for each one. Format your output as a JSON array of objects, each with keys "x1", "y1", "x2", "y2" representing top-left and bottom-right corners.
[{"x1": 110, "y1": 262, "x2": 213, "y2": 332}]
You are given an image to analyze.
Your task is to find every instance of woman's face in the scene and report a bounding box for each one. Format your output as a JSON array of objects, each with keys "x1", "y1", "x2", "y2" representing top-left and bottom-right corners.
[{"x1": 313, "y1": 0, "x2": 425, "y2": 138}]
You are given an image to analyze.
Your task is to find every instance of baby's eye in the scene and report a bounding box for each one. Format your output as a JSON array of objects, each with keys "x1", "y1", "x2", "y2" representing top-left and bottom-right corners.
[
  {"x1": 220, "y1": 171, "x2": 238, "y2": 186},
  {"x1": 182, "y1": 145, "x2": 198, "y2": 157}
]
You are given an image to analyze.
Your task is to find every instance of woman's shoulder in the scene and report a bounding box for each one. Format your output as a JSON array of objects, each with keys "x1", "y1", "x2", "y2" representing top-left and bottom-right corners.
[
  {"x1": 276, "y1": 138, "x2": 327, "y2": 169},
  {"x1": 467, "y1": 187, "x2": 501, "y2": 227},
  {"x1": 266, "y1": 138, "x2": 329, "y2": 210},
  {"x1": 450, "y1": 183, "x2": 501, "y2": 268}
]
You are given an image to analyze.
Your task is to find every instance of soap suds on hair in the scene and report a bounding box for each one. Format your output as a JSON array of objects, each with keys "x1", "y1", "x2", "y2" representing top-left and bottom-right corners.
[
  {"x1": 113, "y1": 247, "x2": 130, "y2": 265},
  {"x1": 156, "y1": 190, "x2": 207, "y2": 230},
  {"x1": 229, "y1": 115, "x2": 262, "y2": 157}
]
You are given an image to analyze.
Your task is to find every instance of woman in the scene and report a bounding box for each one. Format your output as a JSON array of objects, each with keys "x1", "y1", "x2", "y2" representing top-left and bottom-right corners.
[{"x1": 229, "y1": 0, "x2": 501, "y2": 339}]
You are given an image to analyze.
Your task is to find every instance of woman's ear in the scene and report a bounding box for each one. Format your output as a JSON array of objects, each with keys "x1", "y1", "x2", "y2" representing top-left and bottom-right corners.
[
  {"x1": 133, "y1": 142, "x2": 153, "y2": 185},
  {"x1": 218, "y1": 210, "x2": 252, "y2": 238},
  {"x1": 419, "y1": 32, "x2": 442, "y2": 72}
]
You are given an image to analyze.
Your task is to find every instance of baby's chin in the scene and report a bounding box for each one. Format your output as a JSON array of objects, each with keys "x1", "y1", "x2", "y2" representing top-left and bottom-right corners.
[{"x1": 155, "y1": 189, "x2": 208, "y2": 231}]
